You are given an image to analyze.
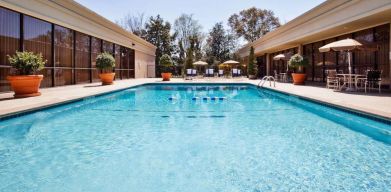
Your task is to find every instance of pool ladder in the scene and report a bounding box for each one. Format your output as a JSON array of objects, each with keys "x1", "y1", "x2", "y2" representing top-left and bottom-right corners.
[{"x1": 257, "y1": 76, "x2": 276, "y2": 88}]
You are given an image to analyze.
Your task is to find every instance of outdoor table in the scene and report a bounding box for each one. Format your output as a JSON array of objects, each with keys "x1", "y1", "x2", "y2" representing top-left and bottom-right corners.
[{"x1": 337, "y1": 73, "x2": 366, "y2": 91}]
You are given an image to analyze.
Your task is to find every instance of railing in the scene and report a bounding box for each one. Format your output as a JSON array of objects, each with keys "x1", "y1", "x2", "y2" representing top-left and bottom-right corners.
[{"x1": 257, "y1": 76, "x2": 276, "y2": 88}]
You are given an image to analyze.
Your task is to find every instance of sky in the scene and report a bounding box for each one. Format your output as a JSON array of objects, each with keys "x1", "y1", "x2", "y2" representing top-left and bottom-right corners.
[{"x1": 75, "y1": 0, "x2": 326, "y2": 33}]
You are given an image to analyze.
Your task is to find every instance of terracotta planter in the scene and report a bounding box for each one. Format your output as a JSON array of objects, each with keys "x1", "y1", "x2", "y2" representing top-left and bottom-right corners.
[
  {"x1": 7, "y1": 75, "x2": 43, "y2": 98},
  {"x1": 161, "y1": 73, "x2": 172, "y2": 81},
  {"x1": 98, "y1": 73, "x2": 115, "y2": 85},
  {"x1": 291, "y1": 73, "x2": 306, "y2": 85}
]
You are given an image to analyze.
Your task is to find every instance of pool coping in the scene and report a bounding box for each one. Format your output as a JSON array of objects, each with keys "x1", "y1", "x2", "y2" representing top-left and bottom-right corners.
[{"x1": 0, "y1": 81, "x2": 390, "y2": 125}]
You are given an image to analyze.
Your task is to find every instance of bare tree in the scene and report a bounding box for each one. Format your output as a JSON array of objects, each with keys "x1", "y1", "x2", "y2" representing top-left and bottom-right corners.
[
  {"x1": 116, "y1": 12, "x2": 147, "y2": 38},
  {"x1": 173, "y1": 14, "x2": 202, "y2": 51}
]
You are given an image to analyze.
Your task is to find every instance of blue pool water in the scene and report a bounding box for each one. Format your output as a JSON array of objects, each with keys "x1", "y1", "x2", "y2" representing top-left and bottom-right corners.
[{"x1": 0, "y1": 84, "x2": 390, "y2": 191}]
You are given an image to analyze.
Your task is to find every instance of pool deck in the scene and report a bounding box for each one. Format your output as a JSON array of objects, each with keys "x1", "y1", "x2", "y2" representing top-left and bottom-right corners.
[{"x1": 0, "y1": 78, "x2": 390, "y2": 120}]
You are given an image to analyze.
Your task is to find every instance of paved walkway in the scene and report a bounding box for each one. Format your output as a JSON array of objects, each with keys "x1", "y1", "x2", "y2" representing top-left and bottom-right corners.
[{"x1": 0, "y1": 78, "x2": 390, "y2": 120}]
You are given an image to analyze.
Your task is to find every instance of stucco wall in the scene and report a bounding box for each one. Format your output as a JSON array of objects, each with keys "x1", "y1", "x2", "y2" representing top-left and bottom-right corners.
[{"x1": 135, "y1": 50, "x2": 155, "y2": 78}]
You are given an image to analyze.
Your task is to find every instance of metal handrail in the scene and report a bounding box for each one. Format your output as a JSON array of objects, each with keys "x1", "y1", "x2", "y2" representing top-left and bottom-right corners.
[{"x1": 257, "y1": 76, "x2": 276, "y2": 88}]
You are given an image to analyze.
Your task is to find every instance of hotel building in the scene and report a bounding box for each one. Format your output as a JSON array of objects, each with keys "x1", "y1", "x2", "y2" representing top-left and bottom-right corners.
[{"x1": 0, "y1": 0, "x2": 156, "y2": 93}]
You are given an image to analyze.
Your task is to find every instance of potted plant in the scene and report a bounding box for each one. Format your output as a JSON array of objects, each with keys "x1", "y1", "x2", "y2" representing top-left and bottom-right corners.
[
  {"x1": 159, "y1": 54, "x2": 173, "y2": 81},
  {"x1": 96, "y1": 52, "x2": 116, "y2": 85},
  {"x1": 289, "y1": 54, "x2": 308, "y2": 85},
  {"x1": 7, "y1": 51, "x2": 46, "y2": 98},
  {"x1": 247, "y1": 46, "x2": 258, "y2": 79}
]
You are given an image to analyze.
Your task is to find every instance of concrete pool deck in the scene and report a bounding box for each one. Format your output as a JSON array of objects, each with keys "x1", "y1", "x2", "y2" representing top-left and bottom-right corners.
[{"x1": 0, "y1": 78, "x2": 390, "y2": 120}]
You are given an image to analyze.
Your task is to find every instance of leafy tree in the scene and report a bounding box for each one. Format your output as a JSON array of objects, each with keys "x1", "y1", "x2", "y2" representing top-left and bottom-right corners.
[
  {"x1": 247, "y1": 46, "x2": 257, "y2": 76},
  {"x1": 174, "y1": 14, "x2": 202, "y2": 51},
  {"x1": 228, "y1": 7, "x2": 280, "y2": 42},
  {"x1": 116, "y1": 13, "x2": 147, "y2": 38},
  {"x1": 205, "y1": 22, "x2": 237, "y2": 65},
  {"x1": 185, "y1": 39, "x2": 195, "y2": 69},
  {"x1": 144, "y1": 15, "x2": 173, "y2": 75}
]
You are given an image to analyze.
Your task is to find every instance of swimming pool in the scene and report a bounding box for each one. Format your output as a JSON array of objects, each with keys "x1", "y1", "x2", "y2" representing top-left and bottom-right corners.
[{"x1": 0, "y1": 83, "x2": 390, "y2": 191}]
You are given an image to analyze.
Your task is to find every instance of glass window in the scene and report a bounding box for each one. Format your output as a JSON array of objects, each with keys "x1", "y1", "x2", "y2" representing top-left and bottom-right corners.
[
  {"x1": 102, "y1": 40, "x2": 113, "y2": 54},
  {"x1": 375, "y1": 24, "x2": 390, "y2": 79},
  {"x1": 114, "y1": 44, "x2": 121, "y2": 79},
  {"x1": 354, "y1": 28, "x2": 375, "y2": 74},
  {"x1": 312, "y1": 41, "x2": 324, "y2": 82},
  {"x1": 75, "y1": 32, "x2": 90, "y2": 84},
  {"x1": 54, "y1": 25, "x2": 73, "y2": 86},
  {"x1": 303, "y1": 44, "x2": 313, "y2": 81},
  {"x1": 0, "y1": 7, "x2": 20, "y2": 92},
  {"x1": 24, "y1": 15, "x2": 52, "y2": 87},
  {"x1": 324, "y1": 38, "x2": 337, "y2": 71},
  {"x1": 91, "y1": 37, "x2": 101, "y2": 82}
]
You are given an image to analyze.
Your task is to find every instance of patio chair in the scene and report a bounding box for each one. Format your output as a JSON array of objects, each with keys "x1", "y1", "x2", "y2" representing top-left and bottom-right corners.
[
  {"x1": 232, "y1": 68, "x2": 238, "y2": 77},
  {"x1": 192, "y1": 69, "x2": 197, "y2": 77},
  {"x1": 204, "y1": 69, "x2": 209, "y2": 77},
  {"x1": 186, "y1": 69, "x2": 193, "y2": 80},
  {"x1": 357, "y1": 70, "x2": 382, "y2": 93},
  {"x1": 326, "y1": 69, "x2": 340, "y2": 90},
  {"x1": 218, "y1": 70, "x2": 224, "y2": 77},
  {"x1": 238, "y1": 69, "x2": 241, "y2": 77},
  {"x1": 208, "y1": 69, "x2": 214, "y2": 77}
]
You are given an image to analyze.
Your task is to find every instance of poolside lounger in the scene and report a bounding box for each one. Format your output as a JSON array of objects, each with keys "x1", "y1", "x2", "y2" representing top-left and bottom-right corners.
[
  {"x1": 232, "y1": 68, "x2": 238, "y2": 77},
  {"x1": 218, "y1": 70, "x2": 224, "y2": 77},
  {"x1": 208, "y1": 69, "x2": 214, "y2": 77},
  {"x1": 186, "y1": 69, "x2": 193, "y2": 79},
  {"x1": 192, "y1": 69, "x2": 197, "y2": 77}
]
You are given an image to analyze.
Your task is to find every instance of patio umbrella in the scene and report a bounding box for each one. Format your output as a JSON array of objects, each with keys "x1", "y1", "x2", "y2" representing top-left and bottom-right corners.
[
  {"x1": 273, "y1": 54, "x2": 289, "y2": 71},
  {"x1": 319, "y1": 38, "x2": 362, "y2": 75},
  {"x1": 273, "y1": 54, "x2": 285, "y2": 60},
  {"x1": 222, "y1": 60, "x2": 240, "y2": 65},
  {"x1": 193, "y1": 61, "x2": 208, "y2": 66}
]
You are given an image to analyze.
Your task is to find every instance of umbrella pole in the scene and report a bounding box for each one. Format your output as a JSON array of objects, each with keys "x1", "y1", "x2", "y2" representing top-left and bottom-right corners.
[
  {"x1": 348, "y1": 51, "x2": 352, "y2": 75},
  {"x1": 346, "y1": 50, "x2": 355, "y2": 91}
]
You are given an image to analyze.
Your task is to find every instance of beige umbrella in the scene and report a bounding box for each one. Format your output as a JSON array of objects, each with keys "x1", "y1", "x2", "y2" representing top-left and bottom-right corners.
[
  {"x1": 273, "y1": 54, "x2": 289, "y2": 71},
  {"x1": 222, "y1": 60, "x2": 240, "y2": 65},
  {"x1": 319, "y1": 39, "x2": 362, "y2": 52},
  {"x1": 273, "y1": 54, "x2": 285, "y2": 60},
  {"x1": 319, "y1": 38, "x2": 362, "y2": 75},
  {"x1": 193, "y1": 61, "x2": 208, "y2": 66},
  {"x1": 319, "y1": 38, "x2": 363, "y2": 91}
]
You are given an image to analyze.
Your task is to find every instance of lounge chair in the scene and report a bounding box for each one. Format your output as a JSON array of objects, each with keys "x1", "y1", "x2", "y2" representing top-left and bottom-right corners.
[
  {"x1": 218, "y1": 70, "x2": 224, "y2": 77},
  {"x1": 192, "y1": 69, "x2": 197, "y2": 77},
  {"x1": 232, "y1": 68, "x2": 238, "y2": 77},
  {"x1": 208, "y1": 69, "x2": 214, "y2": 77},
  {"x1": 186, "y1": 69, "x2": 193, "y2": 79}
]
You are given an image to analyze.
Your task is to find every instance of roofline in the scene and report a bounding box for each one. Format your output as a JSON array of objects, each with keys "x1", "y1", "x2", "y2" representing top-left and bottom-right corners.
[
  {"x1": 238, "y1": 0, "x2": 350, "y2": 54},
  {"x1": 55, "y1": 0, "x2": 156, "y2": 50}
]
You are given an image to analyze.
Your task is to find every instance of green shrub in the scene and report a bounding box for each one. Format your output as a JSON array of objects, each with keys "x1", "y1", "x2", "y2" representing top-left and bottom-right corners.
[
  {"x1": 8, "y1": 51, "x2": 46, "y2": 75},
  {"x1": 159, "y1": 54, "x2": 173, "y2": 73},
  {"x1": 96, "y1": 52, "x2": 115, "y2": 73},
  {"x1": 247, "y1": 46, "x2": 257, "y2": 76}
]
